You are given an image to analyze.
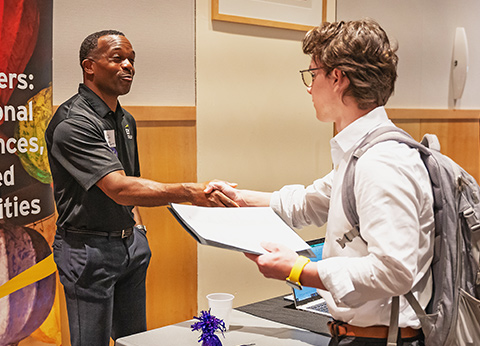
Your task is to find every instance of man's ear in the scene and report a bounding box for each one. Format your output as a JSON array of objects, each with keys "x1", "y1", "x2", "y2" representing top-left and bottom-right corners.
[
  {"x1": 82, "y1": 59, "x2": 95, "y2": 76},
  {"x1": 332, "y1": 68, "x2": 349, "y2": 92}
]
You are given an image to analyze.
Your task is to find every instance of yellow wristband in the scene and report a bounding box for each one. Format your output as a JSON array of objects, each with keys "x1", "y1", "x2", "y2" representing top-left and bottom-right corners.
[{"x1": 286, "y1": 256, "x2": 310, "y2": 290}]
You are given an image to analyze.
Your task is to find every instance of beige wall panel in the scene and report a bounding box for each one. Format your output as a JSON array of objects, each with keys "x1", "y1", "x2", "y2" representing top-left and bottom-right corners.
[
  {"x1": 196, "y1": 0, "x2": 335, "y2": 311},
  {"x1": 53, "y1": 1, "x2": 195, "y2": 106}
]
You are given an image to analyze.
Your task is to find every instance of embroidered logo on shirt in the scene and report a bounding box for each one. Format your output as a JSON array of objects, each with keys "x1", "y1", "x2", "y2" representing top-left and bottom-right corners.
[{"x1": 125, "y1": 124, "x2": 133, "y2": 140}]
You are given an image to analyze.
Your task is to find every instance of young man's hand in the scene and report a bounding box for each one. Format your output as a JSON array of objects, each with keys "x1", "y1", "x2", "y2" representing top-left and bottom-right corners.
[{"x1": 244, "y1": 242, "x2": 298, "y2": 280}]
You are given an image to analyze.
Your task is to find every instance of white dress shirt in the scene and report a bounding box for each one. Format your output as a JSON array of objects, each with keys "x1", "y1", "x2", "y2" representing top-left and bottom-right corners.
[{"x1": 271, "y1": 106, "x2": 434, "y2": 328}]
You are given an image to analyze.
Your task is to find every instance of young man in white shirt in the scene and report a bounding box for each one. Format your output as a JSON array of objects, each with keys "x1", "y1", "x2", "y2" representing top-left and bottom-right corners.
[{"x1": 207, "y1": 19, "x2": 433, "y2": 346}]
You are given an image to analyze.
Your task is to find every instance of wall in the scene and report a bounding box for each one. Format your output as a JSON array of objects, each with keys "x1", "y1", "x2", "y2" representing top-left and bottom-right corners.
[
  {"x1": 337, "y1": 0, "x2": 480, "y2": 109},
  {"x1": 53, "y1": 0, "x2": 195, "y2": 106},
  {"x1": 196, "y1": 0, "x2": 336, "y2": 310}
]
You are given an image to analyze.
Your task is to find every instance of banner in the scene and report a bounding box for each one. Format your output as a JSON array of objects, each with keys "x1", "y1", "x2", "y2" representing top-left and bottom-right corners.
[{"x1": 0, "y1": 0, "x2": 59, "y2": 345}]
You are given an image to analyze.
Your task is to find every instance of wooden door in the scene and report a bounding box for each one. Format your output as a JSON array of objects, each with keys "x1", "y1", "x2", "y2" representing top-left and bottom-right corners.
[{"x1": 128, "y1": 106, "x2": 198, "y2": 329}]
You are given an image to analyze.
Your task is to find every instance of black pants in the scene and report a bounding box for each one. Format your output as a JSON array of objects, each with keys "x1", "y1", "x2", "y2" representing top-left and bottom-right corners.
[{"x1": 53, "y1": 227, "x2": 151, "y2": 346}]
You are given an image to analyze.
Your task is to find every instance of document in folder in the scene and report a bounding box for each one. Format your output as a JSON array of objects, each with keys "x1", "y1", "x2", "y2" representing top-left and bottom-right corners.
[{"x1": 168, "y1": 203, "x2": 315, "y2": 258}]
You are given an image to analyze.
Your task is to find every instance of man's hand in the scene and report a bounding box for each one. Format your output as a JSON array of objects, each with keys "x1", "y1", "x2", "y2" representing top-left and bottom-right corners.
[
  {"x1": 244, "y1": 242, "x2": 298, "y2": 280},
  {"x1": 204, "y1": 181, "x2": 248, "y2": 207},
  {"x1": 186, "y1": 182, "x2": 239, "y2": 207}
]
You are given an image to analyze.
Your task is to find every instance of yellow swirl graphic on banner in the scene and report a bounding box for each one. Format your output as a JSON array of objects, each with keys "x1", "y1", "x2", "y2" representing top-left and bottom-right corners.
[{"x1": 0, "y1": 254, "x2": 57, "y2": 300}]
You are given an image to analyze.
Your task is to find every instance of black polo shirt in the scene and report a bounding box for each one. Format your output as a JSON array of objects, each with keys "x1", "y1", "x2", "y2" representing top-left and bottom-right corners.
[{"x1": 45, "y1": 84, "x2": 140, "y2": 232}]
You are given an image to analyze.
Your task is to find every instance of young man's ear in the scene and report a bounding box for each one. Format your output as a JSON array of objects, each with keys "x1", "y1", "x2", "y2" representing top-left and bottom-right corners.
[{"x1": 332, "y1": 68, "x2": 349, "y2": 91}]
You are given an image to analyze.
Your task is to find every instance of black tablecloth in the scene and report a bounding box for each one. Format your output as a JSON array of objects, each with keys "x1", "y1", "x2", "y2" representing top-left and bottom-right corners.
[{"x1": 236, "y1": 295, "x2": 332, "y2": 337}]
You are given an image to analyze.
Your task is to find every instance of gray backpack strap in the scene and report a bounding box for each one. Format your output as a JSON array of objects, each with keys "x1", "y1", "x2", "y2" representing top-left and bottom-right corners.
[
  {"x1": 387, "y1": 293, "x2": 428, "y2": 345},
  {"x1": 420, "y1": 134, "x2": 441, "y2": 151},
  {"x1": 340, "y1": 126, "x2": 430, "y2": 248},
  {"x1": 405, "y1": 291, "x2": 427, "y2": 321},
  {"x1": 387, "y1": 296, "x2": 400, "y2": 346},
  {"x1": 340, "y1": 126, "x2": 434, "y2": 344}
]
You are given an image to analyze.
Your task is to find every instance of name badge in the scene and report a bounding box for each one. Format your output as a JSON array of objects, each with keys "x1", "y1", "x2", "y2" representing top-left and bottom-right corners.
[{"x1": 104, "y1": 130, "x2": 116, "y2": 148}]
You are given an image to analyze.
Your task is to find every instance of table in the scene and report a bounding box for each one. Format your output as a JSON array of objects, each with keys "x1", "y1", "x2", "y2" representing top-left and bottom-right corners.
[
  {"x1": 236, "y1": 295, "x2": 332, "y2": 336},
  {"x1": 116, "y1": 309, "x2": 331, "y2": 346}
]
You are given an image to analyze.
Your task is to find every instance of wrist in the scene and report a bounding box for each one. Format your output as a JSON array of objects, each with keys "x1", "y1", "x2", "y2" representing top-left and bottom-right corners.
[
  {"x1": 286, "y1": 256, "x2": 310, "y2": 290},
  {"x1": 135, "y1": 224, "x2": 147, "y2": 233},
  {"x1": 234, "y1": 190, "x2": 249, "y2": 207},
  {"x1": 182, "y1": 183, "x2": 197, "y2": 203}
]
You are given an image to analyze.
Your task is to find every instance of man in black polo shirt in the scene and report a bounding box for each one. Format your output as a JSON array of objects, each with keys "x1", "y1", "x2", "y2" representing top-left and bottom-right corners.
[{"x1": 45, "y1": 30, "x2": 234, "y2": 346}]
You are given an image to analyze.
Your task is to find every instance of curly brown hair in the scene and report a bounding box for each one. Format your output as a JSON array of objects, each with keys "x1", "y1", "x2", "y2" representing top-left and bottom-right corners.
[{"x1": 302, "y1": 19, "x2": 398, "y2": 110}]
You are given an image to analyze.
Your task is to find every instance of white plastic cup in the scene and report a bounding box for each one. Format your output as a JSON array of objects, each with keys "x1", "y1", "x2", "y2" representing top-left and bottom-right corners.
[{"x1": 206, "y1": 293, "x2": 234, "y2": 330}]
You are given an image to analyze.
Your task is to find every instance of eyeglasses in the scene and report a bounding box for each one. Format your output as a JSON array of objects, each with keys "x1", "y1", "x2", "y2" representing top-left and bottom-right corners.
[{"x1": 299, "y1": 67, "x2": 323, "y2": 88}]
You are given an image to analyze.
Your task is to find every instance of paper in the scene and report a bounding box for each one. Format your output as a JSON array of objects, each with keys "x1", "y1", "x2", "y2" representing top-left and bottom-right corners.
[{"x1": 168, "y1": 203, "x2": 314, "y2": 257}]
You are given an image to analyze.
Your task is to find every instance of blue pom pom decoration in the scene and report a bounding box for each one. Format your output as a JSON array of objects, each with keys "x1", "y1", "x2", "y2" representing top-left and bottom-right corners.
[{"x1": 191, "y1": 309, "x2": 227, "y2": 346}]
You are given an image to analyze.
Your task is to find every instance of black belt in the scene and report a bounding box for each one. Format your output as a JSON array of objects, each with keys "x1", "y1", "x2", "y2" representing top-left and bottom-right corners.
[{"x1": 60, "y1": 226, "x2": 134, "y2": 239}]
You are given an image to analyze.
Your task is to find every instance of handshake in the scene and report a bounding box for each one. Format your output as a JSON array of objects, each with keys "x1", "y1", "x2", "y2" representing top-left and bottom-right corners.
[
  {"x1": 196, "y1": 181, "x2": 242, "y2": 207},
  {"x1": 199, "y1": 181, "x2": 270, "y2": 208}
]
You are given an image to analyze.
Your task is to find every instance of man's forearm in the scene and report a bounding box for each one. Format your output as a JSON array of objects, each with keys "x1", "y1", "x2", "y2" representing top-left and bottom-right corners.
[
  {"x1": 300, "y1": 262, "x2": 326, "y2": 290},
  {"x1": 106, "y1": 177, "x2": 204, "y2": 207},
  {"x1": 238, "y1": 190, "x2": 272, "y2": 207},
  {"x1": 96, "y1": 171, "x2": 224, "y2": 207}
]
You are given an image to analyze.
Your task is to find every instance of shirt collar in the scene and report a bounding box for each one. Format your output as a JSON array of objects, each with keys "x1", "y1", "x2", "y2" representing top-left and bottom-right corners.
[
  {"x1": 78, "y1": 83, "x2": 124, "y2": 118},
  {"x1": 330, "y1": 106, "x2": 394, "y2": 167}
]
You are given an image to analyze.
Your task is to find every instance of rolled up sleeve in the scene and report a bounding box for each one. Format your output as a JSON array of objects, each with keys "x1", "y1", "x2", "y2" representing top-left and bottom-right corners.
[{"x1": 270, "y1": 170, "x2": 334, "y2": 229}]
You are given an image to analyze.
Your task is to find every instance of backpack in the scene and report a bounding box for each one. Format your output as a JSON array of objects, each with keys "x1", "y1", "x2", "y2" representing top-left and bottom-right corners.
[{"x1": 338, "y1": 125, "x2": 480, "y2": 346}]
